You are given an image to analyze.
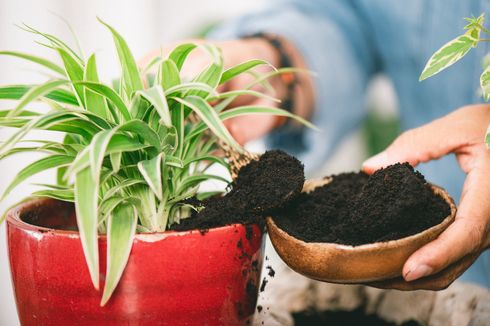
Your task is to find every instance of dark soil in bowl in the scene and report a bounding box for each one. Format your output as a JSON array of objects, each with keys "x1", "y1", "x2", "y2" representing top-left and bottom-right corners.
[
  {"x1": 171, "y1": 150, "x2": 304, "y2": 231},
  {"x1": 273, "y1": 163, "x2": 451, "y2": 246},
  {"x1": 293, "y1": 309, "x2": 420, "y2": 326}
]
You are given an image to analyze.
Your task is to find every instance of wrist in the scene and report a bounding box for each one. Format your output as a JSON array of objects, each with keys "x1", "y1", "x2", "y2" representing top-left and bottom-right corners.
[{"x1": 242, "y1": 34, "x2": 315, "y2": 123}]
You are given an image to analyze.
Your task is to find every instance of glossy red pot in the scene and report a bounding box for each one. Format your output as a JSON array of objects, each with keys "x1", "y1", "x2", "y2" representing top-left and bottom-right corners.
[{"x1": 7, "y1": 199, "x2": 264, "y2": 326}]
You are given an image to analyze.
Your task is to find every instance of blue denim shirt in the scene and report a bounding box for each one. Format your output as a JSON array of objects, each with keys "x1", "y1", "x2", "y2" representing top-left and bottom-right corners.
[{"x1": 211, "y1": 0, "x2": 490, "y2": 287}]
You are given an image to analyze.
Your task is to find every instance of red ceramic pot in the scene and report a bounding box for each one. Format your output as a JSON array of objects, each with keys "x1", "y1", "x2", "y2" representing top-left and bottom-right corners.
[{"x1": 7, "y1": 199, "x2": 264, "y2": 326}]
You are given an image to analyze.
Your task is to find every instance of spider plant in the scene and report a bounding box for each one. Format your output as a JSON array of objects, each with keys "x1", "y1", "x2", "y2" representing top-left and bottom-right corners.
[{"x1": 0, "y1": 19, "x2": 314, "y2": 305}]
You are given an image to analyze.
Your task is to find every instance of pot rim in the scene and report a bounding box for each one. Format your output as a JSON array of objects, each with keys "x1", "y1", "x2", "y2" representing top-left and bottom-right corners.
[
  {"x1": 267, "y1": 179, "x2": 457, "y2": 252},
  {"x1": 6, "y1": 197, "x2": 253, "y2": 240}
]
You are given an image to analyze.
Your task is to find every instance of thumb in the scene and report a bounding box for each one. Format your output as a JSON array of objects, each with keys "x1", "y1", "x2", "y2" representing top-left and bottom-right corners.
[{"x1": 362, "y1": 111, "x2": 470, "y2": 174}]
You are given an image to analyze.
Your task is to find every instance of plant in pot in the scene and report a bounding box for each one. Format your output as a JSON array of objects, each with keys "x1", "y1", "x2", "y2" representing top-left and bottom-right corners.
[{"x1": 0, "y1": 20, "x2": 310, "y2": 325}]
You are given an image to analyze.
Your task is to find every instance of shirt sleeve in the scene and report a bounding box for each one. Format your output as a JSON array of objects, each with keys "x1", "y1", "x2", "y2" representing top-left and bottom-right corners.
[{"x1": 209, "y1": 0, "x2": 379, "y2": 173}]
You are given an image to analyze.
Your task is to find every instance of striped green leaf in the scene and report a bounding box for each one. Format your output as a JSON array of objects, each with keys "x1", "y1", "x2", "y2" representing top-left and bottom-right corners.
[
  {"x1": 118, "y1": 120, "x2": 161, "y2": 149},
  {"x1": 173, "y1": 96, "x2": 243, "y2": 152},
  {"x1": 188, "y1": 105, "x2": 318, "y2": 139},
  {"x1": 75, "y1": 81, "x2": 131, "y2": 122},
  {"x1": 220, "y1": 59, "x2": 271, "y2": 84},
  {"x1": 157, "y1": 59, "x2": 181, "y2": 90},
  {"x1": 138, "y1": 86, "x2": 171, "y2": 127},
  {"x1": 0, "y1": 85, "x2": 78, "y2": 105},
  {"x1": 486, "y1": 124, "x2": 490, "y2": 148},
  {"x1": 137, "y1": 153, "x2": 164, "y2": 200},
  {"x1": 89, "y1": 129, "x2": 117, "y2": 180},
  {"x1": 74, "y1": 167, "x2": 100, "y2": 289},
  {"x1": 481, "y1": 65, "x2": 490, "y2": 101},
  {"x1": 420, "y1": 34, "x2": 478, "y2": 81},
  {"x1": 176, "y1": 174, "x2": 229, "y2": 194},
  {"x1": 168, "y1": 43, "x2": 197, "y2": 70},
  {"x1": 0, "y1": 51, "x2": 65, "y2": 75},
  {"x1": 101, "y1": 203, "x2": 137, "y2": 306},
  {"x1": 165, "y1": 82, "x2": 217, "y2": 98},
  {"x1": 0, "y1": 155, "x2": 73, "y2": 201},
  {"x1": 57, "y1": 48, "x2": 85, "y2": 107},
  {"x1": 7, "y1": 80, "x2": 68, "y2": 117},
  {"x1": 84, "y1": 54, "x2": 108, "y2": 118},
  {"x1": 98, "y1": 18, "x2": 143, "y2": 97},
  {"x1": 32, "y1": 188, "x2": 75, "y2": 202}
]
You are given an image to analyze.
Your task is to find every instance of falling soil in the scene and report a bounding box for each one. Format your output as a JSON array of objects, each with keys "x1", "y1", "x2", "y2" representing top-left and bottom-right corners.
[
  {"x1": 273, "y1": 163, "x2": 451, "y2": 246},
  {"x1": 293, "y1": 309, "x2": 421, "y2": 326},
  {"x1": 266, "y1": 265, "x2": 275, "y2": 277},
  {"x1": 171, "y1": 150, "x2": 304, "y2": 231}
]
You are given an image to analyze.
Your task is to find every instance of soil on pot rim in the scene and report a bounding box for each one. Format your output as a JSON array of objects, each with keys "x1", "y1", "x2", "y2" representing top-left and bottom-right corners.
[
  {"x1": 272, "y1": 163, "x2": 451, "y2": 246},
  {"x1": 171, "y1": 150, "x2": 304, "y2": 231}
]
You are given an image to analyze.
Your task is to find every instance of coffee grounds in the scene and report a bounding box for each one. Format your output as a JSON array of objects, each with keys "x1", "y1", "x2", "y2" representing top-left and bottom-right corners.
[
  {"x1": 273, "y1": 163, "x2": 450, "y2": 246},
  {"x1": 171, "y1": 150, "x2": 304, "y2": 231},
  {"x1": 293, "y1": 309, "x2": 421, "y2": 326}
]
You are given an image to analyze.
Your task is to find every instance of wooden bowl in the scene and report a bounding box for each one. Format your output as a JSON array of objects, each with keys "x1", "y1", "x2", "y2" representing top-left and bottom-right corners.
[{"x1": 266, "y1": 178, "x2": 457, "y2": 283}]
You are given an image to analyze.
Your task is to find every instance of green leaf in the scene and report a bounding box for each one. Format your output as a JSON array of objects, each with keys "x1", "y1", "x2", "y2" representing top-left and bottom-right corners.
[
  {"x1": 220, "y1": 59, "x2": 272, "y2": 84},
  {"x1": 137, "y1": 86, "x2": 171, "y2": 127},
  {"x1": 32, "y1": 188, "x2": 74, "y2": 201},
  {"x1": 173, "y1": 96, "x2": 243, "y2": 153},
  {"x1": 486, "y1": 124, "x2": 490, "y2": 148},
  {"x1": 66, "y1": 134, "x2": 146, "y2": 178},
  {"x1": 0, "y1": 155, "x2": 73, "y2": 201},
  {"x1": 101, "y1": 203, "x2": 137, "y2": 306},
  {"x1": 188, "y1": 44, "x2": 223, "y2": 98},
  {"x1": 0, "y1": 51, "x2": 65, "y2": 75},
  {"x1": 84, "y1": 54, "x2": 108, "y2": 118},
  {"x1": 20, "y1": 23, "x2": 83, "y2": 63},
  {"x1": 101, "y1": 179, "x2": 145, "y2": 202},
  {"x1": 57, "y1": 48, "x2": 85, "y2": 106},
  {"x1": 0, "y1": 111, "x2": 97, "y2": 156},
  {"x1": 157, "y1": 59, "x2": 181, "y2": 90},
  {"x1": 89, "y1": 129, "x2": 117, "y2": 180},
  {"x1": 187, "y1": 105, "x2": 318, "y2": 140},
  {"x1": 168, "y1": 43, "x2": 197, "y2": 70},
  {"x1": 172, "y1": 104, "x2": 185, "y2": 159},
  {"x1": 176, "y1": 174, "x2": 229, "y2": 194},
  {"x1": 118, "y1": 120, "x2": 161, "y2": 149},
  {"x1": 183, "y1": 155, "x2": 228, "y2": 168},
  {"x1": 7, "y1": 80, "x2": 69, "y2": 117},
  {"x1": 481, "y1": 65, "x2": 490, "y2": 101},
  {"x1": 98, "y1": 18, "x2": 143, "y2": 97},
  {"x1": 165, "y1": 82, "x2": 217, "y2": 98},
  {"x1": 0, "y1": 85, "x2": 78, "y2": 105},
  {"x1": 74, "y1": 167, "x2": 100, "y2": 289},
  {"x1": 110, "y1": 152, "x2": 122, "y2": 173},
  {"x1": 137, "y1": 153, "x2": 164, "y2": 200},
  {"x1": 75, "y1": 81, "x2": 131, "y2": 121},
  {"x1": 420, "y1": 34, "x2": 478, "y2": 81}
]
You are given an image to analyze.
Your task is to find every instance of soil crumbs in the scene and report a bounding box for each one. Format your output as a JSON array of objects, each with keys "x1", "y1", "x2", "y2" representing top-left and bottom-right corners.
[
  {"x1": 273, "y1": 163, "x2": 450, "y2": 246},
  {"x1": 171, "y1": 150, "x2": 304, "y2": 231}
]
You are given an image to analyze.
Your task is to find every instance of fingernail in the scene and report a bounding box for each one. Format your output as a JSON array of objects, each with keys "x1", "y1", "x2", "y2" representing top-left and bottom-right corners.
[
  {"x1": 404, "y1": 265, "x2": 433, "y2": 282},
  {"x1": 362, "y1": 151, "x2": 389, "y2": 169}
]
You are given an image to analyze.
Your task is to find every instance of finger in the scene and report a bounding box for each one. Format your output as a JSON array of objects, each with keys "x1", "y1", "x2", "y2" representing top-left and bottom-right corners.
[
  {"x1": 402, "y1": 151, "x2": 490, "y2": 282},
  {"x1": 362, "y1": 106, "x2": 486, "y2": 174},
  {"x1": 366, "y1": 253, "x2": 479, "y2": 291}
]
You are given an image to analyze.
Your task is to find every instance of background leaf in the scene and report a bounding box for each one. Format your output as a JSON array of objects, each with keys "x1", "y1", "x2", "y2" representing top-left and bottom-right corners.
[{"x1": 420, "y1": 34, "x2": 478, "y2": 81}]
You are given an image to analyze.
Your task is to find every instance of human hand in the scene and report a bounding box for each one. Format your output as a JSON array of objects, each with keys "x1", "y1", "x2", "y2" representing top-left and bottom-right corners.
[
  {"x1": 140, "y1": 37, "x2": 314, "y2": 145},
  {"x1": 362, "y1": 104, "x2": 490, "y2": 290}
]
